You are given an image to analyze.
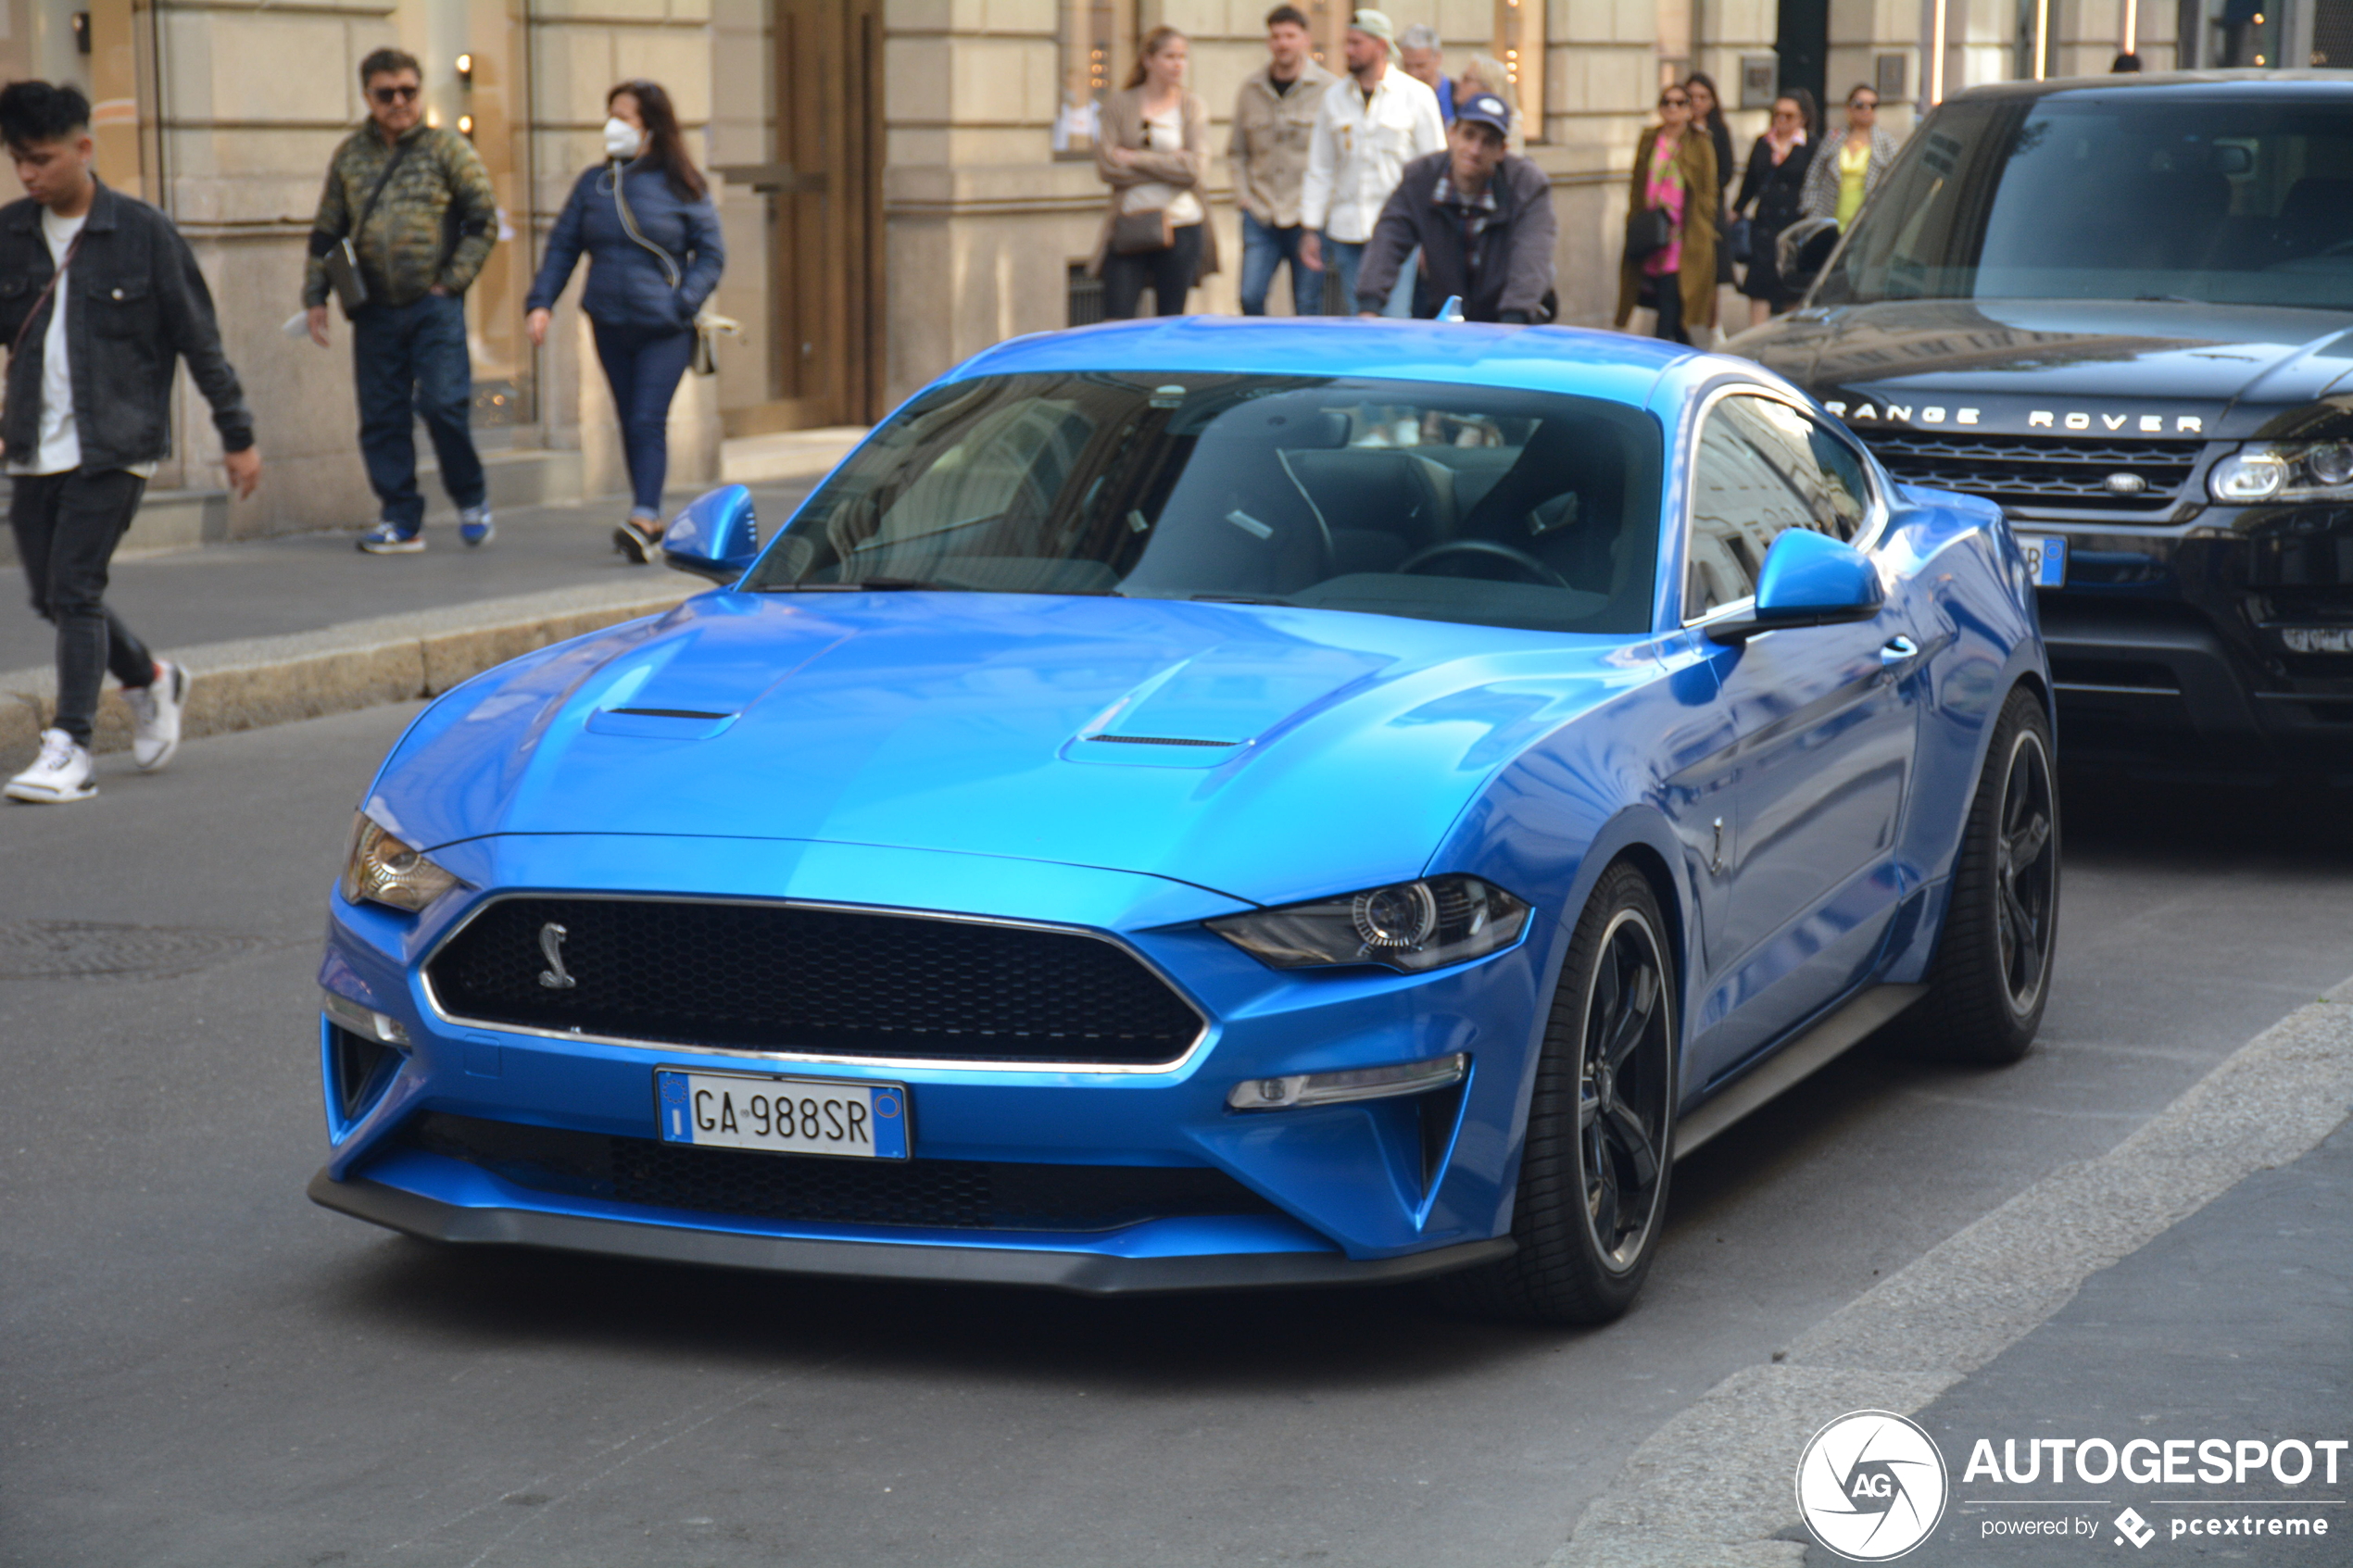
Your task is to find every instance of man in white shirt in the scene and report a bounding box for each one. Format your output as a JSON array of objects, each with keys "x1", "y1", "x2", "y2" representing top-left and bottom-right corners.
[{"x1": 1298, "y1": 9, "x2": 1444, "y2": 314}]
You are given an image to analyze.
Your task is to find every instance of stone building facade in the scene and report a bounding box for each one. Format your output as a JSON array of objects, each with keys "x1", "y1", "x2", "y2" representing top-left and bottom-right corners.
[{"x1": 0, "y1": 0, "x2": 2247, "y2": 545}]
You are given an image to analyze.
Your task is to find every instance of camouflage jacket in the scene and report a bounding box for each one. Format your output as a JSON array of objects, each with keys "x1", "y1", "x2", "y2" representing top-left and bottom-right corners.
[{"x1": 303, "y1": 122, "x2": 496, "y2": 310}]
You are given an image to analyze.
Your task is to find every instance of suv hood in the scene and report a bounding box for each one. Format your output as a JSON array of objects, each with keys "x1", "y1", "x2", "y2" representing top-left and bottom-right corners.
[
  {"x1": 1739, "y1": 298, "x2": 2353, "y2": 434},
  {"x1": 366, "y1": 591, "x2": 1651, "y2": 910}
]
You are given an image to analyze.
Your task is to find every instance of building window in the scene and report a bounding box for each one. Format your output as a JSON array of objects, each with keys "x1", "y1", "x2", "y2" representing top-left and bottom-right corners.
[
  {"x1": 1055, "y1": 0, "x2": 1136, "y2": 156},
  {"x1": 1497, "y1": 0, "x2": 1544, "y2": 137}
]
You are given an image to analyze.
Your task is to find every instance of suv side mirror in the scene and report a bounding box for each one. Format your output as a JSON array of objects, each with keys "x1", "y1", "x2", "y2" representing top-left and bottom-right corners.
[
  {"x1": 1775, "y1": 217, "x2": 1843, "y2": 295},
  {"x1": 661, "y1": 484, "x2": 761, "y2": 583},
  {"x1": 1705, "y1": 528, "x2": 1883, "y2": 644}
]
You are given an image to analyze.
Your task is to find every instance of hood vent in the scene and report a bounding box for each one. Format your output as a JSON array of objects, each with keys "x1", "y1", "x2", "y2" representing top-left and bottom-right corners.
[{"x1": 1085, "y1": 734, "x2": 1241, "y2": 748}]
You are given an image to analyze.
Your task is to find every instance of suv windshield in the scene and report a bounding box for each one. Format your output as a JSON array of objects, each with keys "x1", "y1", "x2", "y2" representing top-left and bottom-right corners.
[
  {"x1": 1817, "y1": 92, "x2": 2353, "y2": 310},
  {"x1": 742, "y1": 372, "x2": 1663, "y2": 635}
]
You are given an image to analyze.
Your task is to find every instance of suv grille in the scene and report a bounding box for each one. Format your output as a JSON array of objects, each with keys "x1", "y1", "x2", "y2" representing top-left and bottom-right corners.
[
  {"x1": 426, "y1": 897, "x2": 1202, "y2": 1064},
  {"x1": 1857, "y1": 431, "x2": 2202, "y2": 514},
  {"x1": 403, "y1": 1112, "x2": 1277, "y2": 1233}
]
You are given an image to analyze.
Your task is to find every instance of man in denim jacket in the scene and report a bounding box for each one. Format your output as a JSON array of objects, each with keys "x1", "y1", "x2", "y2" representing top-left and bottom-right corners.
[{"x1": 0, "y1": 81, "x2": 260, "y2": 805}]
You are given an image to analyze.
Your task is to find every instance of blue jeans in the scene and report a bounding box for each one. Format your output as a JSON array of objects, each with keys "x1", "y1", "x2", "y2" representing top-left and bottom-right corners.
[
  {"x1": 1326, "y1": 238, "x2": 1419, "y2": 317},
  {"x1": 1239, "y1": 212, "x2": 1321, "y2": 316},
  {"x1": 351, "y1": 292, "x2": 485, "y2": 533},
  {"x1": 592, "y1": 321, "x2": 697, "y2": 518}
]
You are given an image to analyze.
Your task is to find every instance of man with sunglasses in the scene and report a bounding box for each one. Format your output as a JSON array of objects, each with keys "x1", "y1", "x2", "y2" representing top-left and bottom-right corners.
[{"x1": 303, "y1": 48, "x2": 497, "y2": 555}]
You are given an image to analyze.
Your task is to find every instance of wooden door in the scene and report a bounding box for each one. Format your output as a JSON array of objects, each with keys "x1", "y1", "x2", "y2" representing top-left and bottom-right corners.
[{"x1": 767, "y1": 0, "x2": 885, "y2": 430}]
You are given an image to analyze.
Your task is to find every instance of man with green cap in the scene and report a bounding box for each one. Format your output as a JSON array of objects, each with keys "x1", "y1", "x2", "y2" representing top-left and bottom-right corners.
[{"x1": 1299, "y1": 7, "x2": 1444, "y2": 312}]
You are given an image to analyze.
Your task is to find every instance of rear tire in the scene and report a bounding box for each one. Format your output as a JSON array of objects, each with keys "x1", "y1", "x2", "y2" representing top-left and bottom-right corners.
[
  {"x1": 1907, "y1": 685, "x2": 2059, "y2": 1064},
  {"x1": 1429, "y1": 862, "x2": 1678, "y2": 1326}
]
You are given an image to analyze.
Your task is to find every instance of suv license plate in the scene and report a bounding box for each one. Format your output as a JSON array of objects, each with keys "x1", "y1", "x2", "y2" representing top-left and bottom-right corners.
[
  {"x1": 2019, "y1": 533, "x2": 2068, "y2": 588},
  {"x1": 656, "y1": 1070, "x2": 910, "y2": 1160}
]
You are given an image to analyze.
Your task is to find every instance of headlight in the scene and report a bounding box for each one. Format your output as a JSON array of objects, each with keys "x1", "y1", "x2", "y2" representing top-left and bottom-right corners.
[
  {"x1": 2208, "y1": 440, "x2": 2353, "y2": 503},
  {"x1": 1208, "y1": 874, "x2": 1530, "y2": 973},
  {"x1": 339, "y1": 812, "x2": 461, "y2": 912}
]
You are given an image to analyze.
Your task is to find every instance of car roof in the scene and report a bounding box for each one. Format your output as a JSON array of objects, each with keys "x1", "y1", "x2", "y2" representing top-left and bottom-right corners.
[
  {"x1": 944, "y1": 317, "x2": 1702, "y2": 408},
  {"x1": 1948, "y1": 69, "x2": 2353, "y2": 104}
]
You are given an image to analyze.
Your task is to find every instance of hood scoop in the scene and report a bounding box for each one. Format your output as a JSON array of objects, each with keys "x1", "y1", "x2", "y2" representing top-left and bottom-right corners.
[
  {"x1": 586, "y1": 706, "x2": 739, "y2": 741},
  {"x1": 1063, "y1": 644, "x2": 1391, "y2": 768}
]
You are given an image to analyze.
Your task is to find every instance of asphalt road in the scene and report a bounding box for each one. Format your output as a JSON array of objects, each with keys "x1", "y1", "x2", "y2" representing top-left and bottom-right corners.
[{"x1": 4, "y1": 712, "x2": 2351, "y2": 1568}]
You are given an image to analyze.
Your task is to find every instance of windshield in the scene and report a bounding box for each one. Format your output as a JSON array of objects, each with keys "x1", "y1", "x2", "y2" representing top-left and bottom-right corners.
[
  {"x1": 1817, "y1": 93, "x2": 2353, "y2": 310},
  {"x1": 743, "y1": 372, "x2": 1663, "y2": 635}
]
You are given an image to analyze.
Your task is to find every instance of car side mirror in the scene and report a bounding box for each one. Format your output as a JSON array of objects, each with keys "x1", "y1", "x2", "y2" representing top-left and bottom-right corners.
[
  {"x1": 1775, "y1": 217, "x2": 1843, "y2": 295},
  {"x1": 1705, "y1": 528, "x2": 1883, "y2": 645},
  {"x1": 661, "y1": 484, "x2": 761, "y2": 583}
]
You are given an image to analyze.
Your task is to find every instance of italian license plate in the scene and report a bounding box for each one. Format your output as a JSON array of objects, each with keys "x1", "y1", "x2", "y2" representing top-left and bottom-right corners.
[
  {"x1": 655, "y1": 1069, "x2": 910, "y2": 1160},
  {"x1": 2019, "y1": 533, "x2": 2069, "y2": 588}
]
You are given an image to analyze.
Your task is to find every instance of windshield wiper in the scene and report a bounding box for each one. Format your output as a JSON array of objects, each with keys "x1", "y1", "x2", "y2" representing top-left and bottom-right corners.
[
  {"x1": 1182, "y1": 593, "x2": 1292, "y2": 606},
  {"x1": 2133, "y1": 295, "x2": 2200, "y2": 305},
  {"x1": 768, "y1": 577, "x2": 964, "y2": 593}
]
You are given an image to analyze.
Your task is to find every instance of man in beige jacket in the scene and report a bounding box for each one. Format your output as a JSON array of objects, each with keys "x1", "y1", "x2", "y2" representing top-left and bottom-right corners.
[{"x1": 1228, "y1": 5, "x2": 1337, "y2": 315}]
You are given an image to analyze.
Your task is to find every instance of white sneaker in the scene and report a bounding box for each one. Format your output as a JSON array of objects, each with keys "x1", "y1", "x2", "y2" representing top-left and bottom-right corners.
[
  {"x1": 5, "y1": 728, "x2": 95, "y2": 803},
  {"x1": 123, "y1": 660, "x2": 189, "y2": 771}
]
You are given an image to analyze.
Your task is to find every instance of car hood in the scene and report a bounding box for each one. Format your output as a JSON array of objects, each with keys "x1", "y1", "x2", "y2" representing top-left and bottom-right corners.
[
  {"x1": 369, "y1": 591, "x2": 1656, "y2": 910},
  {"x1": 1737, "y1": 298, "x2": 2353, "y2": 431}
]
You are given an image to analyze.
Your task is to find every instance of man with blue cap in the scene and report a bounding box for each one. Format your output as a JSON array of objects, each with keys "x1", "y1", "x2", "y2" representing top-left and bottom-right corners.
[
  {"x1": 1298, "y1": 8, "x2": 1444, "y2": 311},
  {"x1": 1353, "y1": 91, "x2": 1555, "y2": 323}
]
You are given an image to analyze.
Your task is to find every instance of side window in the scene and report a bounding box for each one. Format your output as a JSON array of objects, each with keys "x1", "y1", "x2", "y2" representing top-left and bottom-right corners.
[
  {"x1": 1686, "y1": 404, "x2": 1817, "y2": 618},
  {"x1": 1721, "y1": 395, "x2": 1869, "y2": 541}
]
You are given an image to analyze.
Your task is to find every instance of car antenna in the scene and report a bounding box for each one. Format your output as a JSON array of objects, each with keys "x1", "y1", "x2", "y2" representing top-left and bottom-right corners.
[{"x1": 1436, "y1": 295, "x2": 1466, "y2": 323}]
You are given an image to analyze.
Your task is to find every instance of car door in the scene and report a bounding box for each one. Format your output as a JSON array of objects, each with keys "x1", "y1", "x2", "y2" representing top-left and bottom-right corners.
[{"x1": 1681, "y1": 393, "x2": 1924, "y2": 1087}]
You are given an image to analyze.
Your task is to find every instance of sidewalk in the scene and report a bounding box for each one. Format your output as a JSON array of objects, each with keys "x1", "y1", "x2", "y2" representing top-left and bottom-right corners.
[{"x1": 0, "y1": 433, "x2": 858, "y2": 768}]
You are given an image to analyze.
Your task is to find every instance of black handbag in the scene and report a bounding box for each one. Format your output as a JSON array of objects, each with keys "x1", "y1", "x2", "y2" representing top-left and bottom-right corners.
[
  {"x1": 1725, "y1": 216, "x2": 1754, "y2": 267},
  {"x1": 322, "y1": 136, "x2": 416, "y2": 316},
  {"x1": 1624, "y1": 207, "x2": 1674, "y2": 262}
]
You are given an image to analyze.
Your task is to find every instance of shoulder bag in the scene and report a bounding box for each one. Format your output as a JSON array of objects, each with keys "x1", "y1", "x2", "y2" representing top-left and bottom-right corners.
[
  {"x1": 322, "y1": 135, "x2": 415, "y2": 316},
  {"x1": 1111, "y1": 208, "x2": 1176, "y2": 255},
  {"x1": 610, "y1": 165, "x2": 729, "y2": 375},
  {"x1": 1624, "y1": 206, "x2": 1674, "y2": 262}
]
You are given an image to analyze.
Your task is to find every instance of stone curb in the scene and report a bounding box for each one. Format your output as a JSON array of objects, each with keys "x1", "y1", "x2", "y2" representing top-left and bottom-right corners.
[
  {"x1": 1550, "y1": 994, "x2": 2353, "y2": 1568},
  {"x1": 0, "y1": 579, "x2": 696, "y2": 771}
]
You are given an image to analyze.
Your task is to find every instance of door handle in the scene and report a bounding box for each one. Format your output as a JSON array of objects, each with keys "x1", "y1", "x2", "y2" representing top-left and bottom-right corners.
[{"x1": 1880, "y1": 634, "x2": 1920, "y2": 666}]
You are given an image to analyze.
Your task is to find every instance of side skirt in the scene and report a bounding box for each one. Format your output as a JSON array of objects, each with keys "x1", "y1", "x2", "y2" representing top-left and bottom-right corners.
[{"x1": 1672, "y1": 983, "x2": 1929, "y2": 1160}]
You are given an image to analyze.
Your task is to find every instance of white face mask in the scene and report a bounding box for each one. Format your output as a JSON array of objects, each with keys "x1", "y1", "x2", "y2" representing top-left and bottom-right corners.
[{"x1": 603, "y1": 117, "x2": 644, "y2": 160}]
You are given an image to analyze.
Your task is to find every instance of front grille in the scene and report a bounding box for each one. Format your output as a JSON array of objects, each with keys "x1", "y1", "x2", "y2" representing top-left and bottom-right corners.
[
  {"x1": 402, "y1": 1112, "x2": 1277, "y2": 1233},
  {"x1": 426, "y1": 897, "x2": 1202, "y2": 1064},
  {"x1": 1858, "y1": 431, "x2": 2202, "y2": 513}
]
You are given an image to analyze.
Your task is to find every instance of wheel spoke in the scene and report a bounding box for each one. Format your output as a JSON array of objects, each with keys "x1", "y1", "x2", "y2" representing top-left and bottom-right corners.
[
  {"x1": 2007, "y1": 812, "x2": 2050, "y2": 871},
  {"x1": 1588, "y1": 1162, "x2": 1620, "y2": 1248},
  {"x1": 1601, "y1": 962, "x2": 1657, "y2": 1068},
  {"x1": 1604, "y1": 1098, "x2": 1660, "y2": 1187},
  {"x1": 1578, "y1": 1076, "x2": 1601, "y2": 1132}
]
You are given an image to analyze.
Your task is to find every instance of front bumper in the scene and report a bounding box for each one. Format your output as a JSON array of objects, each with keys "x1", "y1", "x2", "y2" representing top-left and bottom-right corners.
[
  {"x1": 308, "y1": 1167, "x2": 1515, "y2": 1294},
  {"x1": 316, "y1": 834, "x2": 1560, "y2": 1280},
  {"x1": 2026, "y1": 505, "x2": 2353, "y2": 779}
]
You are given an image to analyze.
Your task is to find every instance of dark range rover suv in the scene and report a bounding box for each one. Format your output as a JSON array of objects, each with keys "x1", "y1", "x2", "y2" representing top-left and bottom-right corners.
[{"x1": 1736, "y1": 73, "x2": 2353, "y2": 784}]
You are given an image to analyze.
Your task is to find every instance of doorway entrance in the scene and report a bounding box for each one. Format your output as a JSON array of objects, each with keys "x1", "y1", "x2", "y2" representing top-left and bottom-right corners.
[
  {"x1": 1776, "y1": 0, "x2": 1828, "y2": 127},
  {"x1": 727, "y1": 0, "x2": 885, "y2": 434}
]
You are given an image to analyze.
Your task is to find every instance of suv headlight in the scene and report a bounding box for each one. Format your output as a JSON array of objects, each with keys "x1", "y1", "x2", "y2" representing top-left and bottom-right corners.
[
  {"x1": 339, "y1": 812, "x2": 461, "y2": 912},
  {"x1": 1208, "y1": 874, "x2": 1530, "y2": 973},
  {"x1": 2208, "y1": 440, "x2": 2353, "y2": 503}
]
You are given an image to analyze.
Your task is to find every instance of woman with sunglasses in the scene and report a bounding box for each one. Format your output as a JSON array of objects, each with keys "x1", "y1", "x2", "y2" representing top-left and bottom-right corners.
[
  {"x1": 1802, "y1": 84, "x2": 1898, "y2": 229},
  {"x1": 1731, "y1": 90, "x2": 1818, "y2": 325},
  {"x1": 1615, "y1": 83, "x2": 1718, "y2": 345},
  {"x1": 524, "y1": 80, "x2": 724, "y2": 562}
]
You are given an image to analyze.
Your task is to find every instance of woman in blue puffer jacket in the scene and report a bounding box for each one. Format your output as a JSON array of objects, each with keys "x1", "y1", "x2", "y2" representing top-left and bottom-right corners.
[{"x1": 525, "y1": 79, "x2": 724, "y2": 561}]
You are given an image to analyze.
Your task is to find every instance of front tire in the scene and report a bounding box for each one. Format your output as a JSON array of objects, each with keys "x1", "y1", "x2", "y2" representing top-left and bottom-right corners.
[
  {"x1": 1431, "y1": 862, "x2": 1678, "y2": 1325},
  {"x1": 1909, "y1": 685, "x2": 2060, "y2": 1064}
]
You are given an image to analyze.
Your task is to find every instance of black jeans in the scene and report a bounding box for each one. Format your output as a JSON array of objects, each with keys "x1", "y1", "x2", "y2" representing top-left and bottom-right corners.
[
  {"x1": 351, "y1": 293, "x2": 486, "y2": 533},
  {"x1": 9, "y1": 468, "x2": 154, "y2": 746},
  {"x1": 1101, "y1": 223, "x2": 1206, "y2": 319},
  {"x1": 591, "y1": 320, "x2": 697, "y2": 518},
  {"x1": 1644, "y1": 271, "x2": 1689, "y2": 345}
]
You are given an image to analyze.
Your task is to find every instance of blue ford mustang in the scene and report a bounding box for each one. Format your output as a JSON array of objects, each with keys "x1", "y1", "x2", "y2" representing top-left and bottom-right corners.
[{"x1": 311, "y1": 319, "x2": 2057, "y2": 1323}]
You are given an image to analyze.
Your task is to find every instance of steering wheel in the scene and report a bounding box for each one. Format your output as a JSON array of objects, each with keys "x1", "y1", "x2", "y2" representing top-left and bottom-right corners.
[{"x1": 1398, "y1": 538, "x2": 1574, "y2": 590}]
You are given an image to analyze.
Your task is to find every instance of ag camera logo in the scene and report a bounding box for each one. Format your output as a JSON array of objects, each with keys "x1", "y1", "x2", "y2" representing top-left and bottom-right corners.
[{"x1": 1796, "y1": 1410, "x2": 1951, "y2": 1561}]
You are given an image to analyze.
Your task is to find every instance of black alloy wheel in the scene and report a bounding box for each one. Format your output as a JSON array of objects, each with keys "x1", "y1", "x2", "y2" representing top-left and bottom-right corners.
[
  {"x1": 1429, "y1": 861, "x2": 1677, "y2": 1325},
  {"x1": 1906, "y1": 686, "x2": 2060, "y2": 1064}
]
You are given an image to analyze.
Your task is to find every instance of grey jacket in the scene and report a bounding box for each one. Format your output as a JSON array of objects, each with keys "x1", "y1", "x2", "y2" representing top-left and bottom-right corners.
[
  {"x1": 0, "y1": 182, "x2": 253, "y2": 470},
  {"x1": 1354, "y1": 152, "x2": 1556, "y2": 322},
  {"x1": 1801, "y1": 126, "x2": 1900, "y2": 221}
]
